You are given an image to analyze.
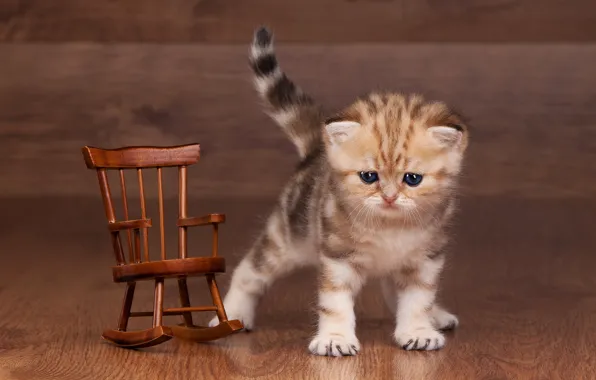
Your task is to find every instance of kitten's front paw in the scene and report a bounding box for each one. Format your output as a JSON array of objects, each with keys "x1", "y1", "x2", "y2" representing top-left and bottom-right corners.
[
  {"x1": 394, "y1": 327, "x2": 445, "y2": 351},
  {"x1": 208, "y1": 307, "x2": 255, "y2": 331},
  {"x1": 308, "y1": 333, "x2": 360, "y2": 357},
  {"x1": 430, "y1": 306, "x2": 459, "y2": 331}
]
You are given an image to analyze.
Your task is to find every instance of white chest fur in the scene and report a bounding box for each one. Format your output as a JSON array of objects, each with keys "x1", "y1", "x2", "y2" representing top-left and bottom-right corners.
[{"x1": 352, "y1": 227, "x2": 432, "y2": 276}]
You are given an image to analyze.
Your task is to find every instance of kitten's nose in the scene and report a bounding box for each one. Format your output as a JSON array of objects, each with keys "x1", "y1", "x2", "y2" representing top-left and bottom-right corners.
[{"x1": 382, "y1": 194, "x2": 397, "y2": 204}]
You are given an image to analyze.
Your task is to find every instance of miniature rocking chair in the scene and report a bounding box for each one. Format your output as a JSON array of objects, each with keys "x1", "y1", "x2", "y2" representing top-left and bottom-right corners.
[{"x1": 82, "y1": 143, "x2": 243, "y2": 349}]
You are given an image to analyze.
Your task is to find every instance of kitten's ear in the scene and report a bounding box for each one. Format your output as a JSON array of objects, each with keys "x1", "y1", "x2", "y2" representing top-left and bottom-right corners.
[
  {"x1": 324, "y1": 121, "x2": 361, "y2": 146},
  {"x1": 427, "y1": 125, "x2": 464, "y2": 149}
]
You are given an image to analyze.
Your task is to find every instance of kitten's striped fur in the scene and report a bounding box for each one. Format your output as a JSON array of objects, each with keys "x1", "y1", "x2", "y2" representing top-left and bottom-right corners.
[{"x1": 210, "y1": 27, "x2": 470, "y2": 357}]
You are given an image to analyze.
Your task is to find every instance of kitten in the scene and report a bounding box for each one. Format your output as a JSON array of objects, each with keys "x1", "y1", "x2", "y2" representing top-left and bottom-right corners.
[{"x1": 209, "y1": 27, "x2": 469, "y2": 357}]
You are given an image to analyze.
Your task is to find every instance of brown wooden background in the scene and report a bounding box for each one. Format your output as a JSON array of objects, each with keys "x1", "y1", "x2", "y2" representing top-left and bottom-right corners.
[
  {"x1": 1, "y1": 1, "x2": 596, "y2": 379},
  {"x1": 1, "y1": 0, "x2": 596, "y2": 200},
  {"x1": 2, "y1": 0, "x2": 596, "y2": 43}
]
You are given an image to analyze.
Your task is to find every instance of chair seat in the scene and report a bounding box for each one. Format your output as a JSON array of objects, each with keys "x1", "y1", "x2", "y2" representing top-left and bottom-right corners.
[{"x1": 112, "y1": 257, "x2": 225, "y2": 283}]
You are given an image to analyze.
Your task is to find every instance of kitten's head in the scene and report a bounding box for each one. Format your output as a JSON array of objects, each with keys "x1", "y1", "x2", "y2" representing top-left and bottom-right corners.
[{"x1": 323, "y1": 93, "x2": 469, "y2": 220}]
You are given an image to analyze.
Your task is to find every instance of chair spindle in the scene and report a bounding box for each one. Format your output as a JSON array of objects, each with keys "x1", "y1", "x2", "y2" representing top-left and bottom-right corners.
[
  {"x1": 178, "y1": 166, "x2": 188, "y2": 259},
  {"x1": 119, "y1": 169, "x2": 134, "y2": 262},
  {"x1": 137, "y1": 169, "x2": 150, "y2": 262},
  {"x1": 98, "y1": 169, "x2": 125, "y2": 265},
  {"x1": 157, "y1": 167, "x2": 166, "y2": 261}
]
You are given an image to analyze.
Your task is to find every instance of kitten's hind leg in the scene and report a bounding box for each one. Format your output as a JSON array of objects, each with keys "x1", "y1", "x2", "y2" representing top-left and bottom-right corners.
[
  {"x1": 380, "y1": 276, "x2": 398, "y2": 315},
  {"x1": 430, "y1": 304, "x2": 459, "y2": 331},
  {"x1": 208, "y1": 213, "x2": 305, "y2": 330}
]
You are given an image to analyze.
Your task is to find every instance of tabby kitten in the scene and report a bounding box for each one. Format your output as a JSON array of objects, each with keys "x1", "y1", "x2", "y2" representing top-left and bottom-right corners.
[{"x1": 209, "y1": 27, "x2": 469, "y2": 357}]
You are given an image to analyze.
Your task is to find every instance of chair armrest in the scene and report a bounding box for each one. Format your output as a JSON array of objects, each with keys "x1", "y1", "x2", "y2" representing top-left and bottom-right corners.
[
  {"x1": 108, "y1": 218, "x2": 152, "y2": 232},
  {"x1": 178, "y1": 214, "x2": 225, "y2": 227}
]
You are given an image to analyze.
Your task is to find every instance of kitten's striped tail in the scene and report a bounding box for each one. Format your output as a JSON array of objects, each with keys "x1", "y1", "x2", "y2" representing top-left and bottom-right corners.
[{"x1": 249, "y1": 26, "x2": 323, "y2": 159}]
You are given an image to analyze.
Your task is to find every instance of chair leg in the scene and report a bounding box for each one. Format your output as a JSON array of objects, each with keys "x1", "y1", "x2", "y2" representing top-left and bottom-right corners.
[
  {"x1": 206, "y1": 274, "x2": 228, "y2": 323},
  {"x1": 177, "y1": 277, "x2": 194, "y2": 326},
  {"x1": 102, "y1": 279, "x2": 173, "y2": 349},
  {"x1": 153, "y1": 278, "x2": 165, "y2": 328},
  {"x1": 167, "y1": 274, "x2": 244, "y2": 342},
  {"x1": 118, "y1": 282, "x2": 136, "y2": 331}
]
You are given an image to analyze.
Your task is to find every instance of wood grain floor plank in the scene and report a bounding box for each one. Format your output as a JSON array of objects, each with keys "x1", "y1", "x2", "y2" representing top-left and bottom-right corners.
[{"x1": 0, "y1": 196, "x2": 595, "y2": 379}]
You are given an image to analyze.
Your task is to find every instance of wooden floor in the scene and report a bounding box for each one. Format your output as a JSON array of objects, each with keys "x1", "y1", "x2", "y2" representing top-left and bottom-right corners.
[
  {"x1": 2, "y1": 0, "x2": 596, "y2": 378},
  {"x1": 0, "y1": 196, "x2": 595, "y2": 379}
]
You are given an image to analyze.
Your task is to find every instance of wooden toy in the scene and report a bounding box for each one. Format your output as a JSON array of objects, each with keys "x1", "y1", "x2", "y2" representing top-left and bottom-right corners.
[{"x1": 82, "y1": 143, "x2": 243, "y2": 348}]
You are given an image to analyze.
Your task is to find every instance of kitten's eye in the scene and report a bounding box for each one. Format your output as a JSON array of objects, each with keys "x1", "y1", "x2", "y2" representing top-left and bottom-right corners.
[
  {"x1": 403, "y1": 173, "x2": 423, "y2": 187},
  {"x1": 359, "y1": 171, "x2": 379, "y2": 184}
]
